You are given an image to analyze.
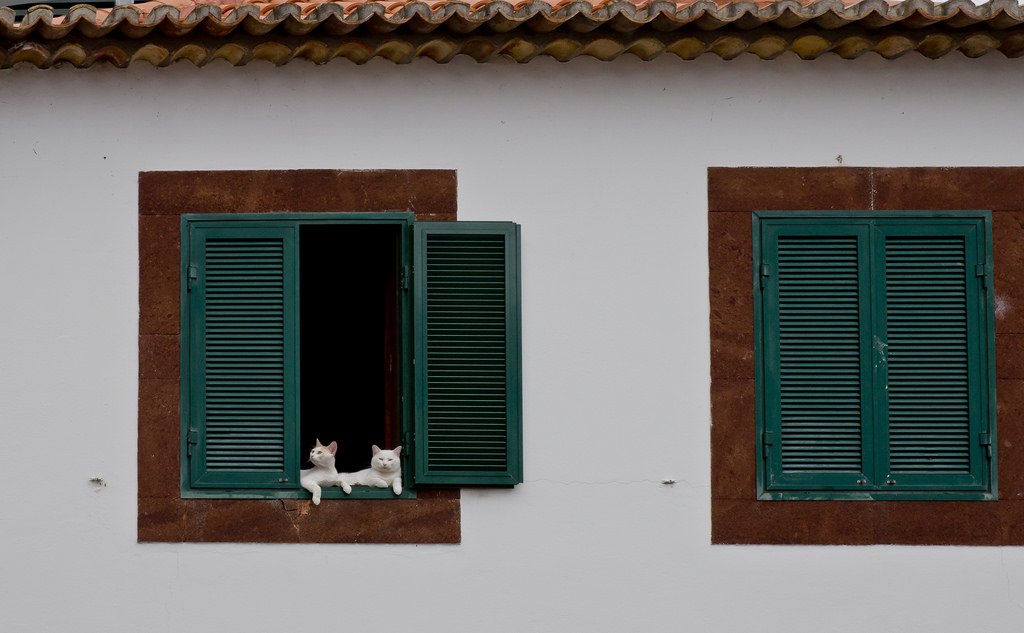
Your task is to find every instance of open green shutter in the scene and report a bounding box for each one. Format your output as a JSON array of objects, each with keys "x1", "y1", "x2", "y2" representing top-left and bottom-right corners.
[
  {"x1": 874, "y1": 222, "x2": 990, "y2": 490},
  {"x1": 760, "y1": 223, "x2": 874, "y2": 491},
  {"x1": 412, "y1": 221, "x2": 523, "y2": 485},
  {"x1": 188, "y1": 225, "x2": 299, "y2": 489}
]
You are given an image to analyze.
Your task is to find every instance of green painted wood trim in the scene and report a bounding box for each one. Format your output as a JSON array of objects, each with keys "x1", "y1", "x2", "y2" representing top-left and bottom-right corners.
[
  {"x1": 182, "y1": 487, "x2": 418, "y2": 500},
  {"x1": 180, "y1": 216, "x2": 193, "y2": 495},
  {"x1": 413, "y1": 221, "x2": 523, "y2": 486},
  {"x1": 758, "y1": 490, "x2": 996, "y2": 501},
  {"x1": 188, "y1": 224, "x2": 300, "y2": 489},
  {"x1": 983, "y1": 212, "x2": 998, "y2": 500}
]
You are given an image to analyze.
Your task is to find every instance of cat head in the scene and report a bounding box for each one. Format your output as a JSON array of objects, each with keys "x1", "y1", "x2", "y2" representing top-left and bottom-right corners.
[
  {"x1": 308, "y1": 439, "x2": 338, "y2": 468},
  {"x1": 371, "y1": 445, "x2": 402, "y2": 473}
]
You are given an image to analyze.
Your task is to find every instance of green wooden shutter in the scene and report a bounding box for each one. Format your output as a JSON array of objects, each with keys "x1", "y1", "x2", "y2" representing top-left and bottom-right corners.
[
  {"x1": 187, "y1": 225, "x2": 299, "y2": 489},
  {"x1": 874, "y1": 222, "x2": 990, "y2": 491},
  {"x1": 412, "y1": 222, "x2": 523, "y2": 485},
  {"x1": 757, "y1": 213, "x2": 995, "y2": 499},
  {"x1": 760, "y1": 223, "x2": 874, "y2": 491}
]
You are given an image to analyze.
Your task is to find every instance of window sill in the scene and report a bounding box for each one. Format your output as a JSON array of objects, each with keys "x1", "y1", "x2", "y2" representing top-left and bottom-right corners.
[
  {"x1": 181, "y1": 487, "x2": 417, "y2": 500},
  {"x1": 758, "y1": 490, "x2": 996, "y2": 502},
  {"x1": 139, "y1": 489, "x2": 458, "y2": 543}
]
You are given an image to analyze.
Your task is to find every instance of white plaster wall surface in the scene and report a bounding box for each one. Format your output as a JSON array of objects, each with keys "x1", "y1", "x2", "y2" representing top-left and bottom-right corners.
[{"x1": 1, "y1": 54, "x2": 1024, "y2": 633}]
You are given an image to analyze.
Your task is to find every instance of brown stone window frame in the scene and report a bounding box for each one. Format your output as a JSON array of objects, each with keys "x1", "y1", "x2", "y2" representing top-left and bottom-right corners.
[
  {"x1": 710, "y1": 167, "x2": 1024, "y2": 545},
  {"x1": 139, "y1": 170, "x2": 460, "y2": 543}
]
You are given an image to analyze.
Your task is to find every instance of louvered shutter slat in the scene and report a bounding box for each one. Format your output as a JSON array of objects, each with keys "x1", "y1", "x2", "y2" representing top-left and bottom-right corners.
[
  {"x1": 413, "y1": 222, "x2": 523, "y2": 486},
  {"x1": 189, "y1": 226, "x2": 298, "y2": 488}
]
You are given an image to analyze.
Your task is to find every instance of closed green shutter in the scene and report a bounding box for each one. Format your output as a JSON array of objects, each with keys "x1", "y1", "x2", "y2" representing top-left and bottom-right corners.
[
  {"x1": 761, "y1": 224, "x2": 874, "y2": 491},
  {"x1": 756, "y1": 213, "x2": 994, "y2": 499},
  {"x1": 187, "y1": 225, "x2": 299, "y2": 489},
  {"x1": 874, "y1": 224, "x2": 989, "y2": 491},
  {"x1": 412, "y1": 222, "x2": 523, "y2": 485}
]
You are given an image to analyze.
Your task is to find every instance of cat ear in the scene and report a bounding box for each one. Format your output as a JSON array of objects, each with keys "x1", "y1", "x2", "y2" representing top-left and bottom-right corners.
[
  {"x1": 327, "y1": 441, "x2": 338, "y2": 455},
  {"x1": 372, "y1": 445, "x2": 381, "y2": 455},
  {"x1": 315, "y1": 438, "x2": 323, "y2": 447},
  {"x1": 393, "y1": 446, "x2": 402, "y2": 456}
]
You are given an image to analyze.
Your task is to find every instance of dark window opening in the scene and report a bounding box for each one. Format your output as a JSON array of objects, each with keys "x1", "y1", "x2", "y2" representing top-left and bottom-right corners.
[{"x1": 299, "y1": 224, "x2": 400, "y2": 474}]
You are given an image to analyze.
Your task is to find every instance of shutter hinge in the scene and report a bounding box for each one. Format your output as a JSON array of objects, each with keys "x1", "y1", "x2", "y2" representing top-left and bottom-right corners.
[
  {"x1": 979, "y1": 432, "x2": 992, "y2": 459},
  {"x1": 187, "y1": 430, "x2": 199, "y2": 457},
  {"x1": 187, "y1": 264, "x2": 198, "y2": 292},
  {"x1": 761, "y1": 431, "x2": 776, "y2": 458},
  {"x1": 760, "y1": 263, "x2": 771, "y2": 288},
  {"x1": 402, "y1": 265, "x2": 410, "y2": 291},
  {"x1": 976, "y1": 264, "x2": 990, "y2": 288}
]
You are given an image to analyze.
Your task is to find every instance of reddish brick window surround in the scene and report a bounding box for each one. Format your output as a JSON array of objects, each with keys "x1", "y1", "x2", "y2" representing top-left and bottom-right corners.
[
  {"x1": 710, "y1": 167, "x2": 1024, "y2": 545},
  {"x1": 138, "y1": 170, "x2": 461, "y2": 543}
]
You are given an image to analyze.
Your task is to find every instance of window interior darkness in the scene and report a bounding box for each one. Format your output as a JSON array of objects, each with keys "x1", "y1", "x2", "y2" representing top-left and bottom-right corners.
[{"x1": 299, "y1": 224, "x2": 400, "y2": 473}]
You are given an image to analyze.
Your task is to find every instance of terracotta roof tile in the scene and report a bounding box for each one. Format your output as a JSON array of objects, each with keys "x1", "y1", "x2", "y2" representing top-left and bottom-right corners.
[
  {"x1": 40, "y1": 0, "x2": 1017, "y2": 24},
  {"x1": 2, "y1": 0, "x2": 1023, "y2": 66}
]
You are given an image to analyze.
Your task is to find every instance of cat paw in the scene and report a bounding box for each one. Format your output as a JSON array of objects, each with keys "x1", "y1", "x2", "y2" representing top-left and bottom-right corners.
[
  {"x1": 312, "y1": 495, "x2": 321, "y2": 506},
  {"x1": 393, "y1": 482, "x2": 402, "y2": 495},
  {"x1": 342, "y1": 484, "x2": 352, "y2": 494}
]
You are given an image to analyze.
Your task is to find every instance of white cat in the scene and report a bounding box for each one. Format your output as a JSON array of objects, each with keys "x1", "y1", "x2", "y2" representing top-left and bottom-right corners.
[
  {"x1": 300, "y1": 439, "x2": 340, "y2": 506},
  {"x1": 338, "y1": 445, "x2": 403, "y2": 495}
]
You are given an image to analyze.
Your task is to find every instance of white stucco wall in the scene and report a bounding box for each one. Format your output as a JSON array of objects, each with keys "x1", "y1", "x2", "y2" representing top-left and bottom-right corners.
[{"x1": 2, "y1": 54, "x2": 1024, "y2": 632}]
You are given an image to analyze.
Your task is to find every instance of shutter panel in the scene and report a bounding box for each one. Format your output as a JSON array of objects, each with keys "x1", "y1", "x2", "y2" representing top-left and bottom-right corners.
[
  {"x1": 188, "y1": 225, "x2": 299, "y2": 489},
  {"x1": 761, "y1": 224, "x2": 874, "y2": 491},
  {"x1": 875, "y1": 223, "x2": 989, "y2": 490},
  {"x1": 413, "y1": 222, "x2": 522, "y2": 485},
  {"x1": 757, "y1": 214, "x2": 994, "y2": 498}
]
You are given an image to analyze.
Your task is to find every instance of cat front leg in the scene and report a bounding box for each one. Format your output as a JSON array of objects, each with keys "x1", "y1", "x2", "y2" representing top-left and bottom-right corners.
[
  {"x1": 365, "y1": 475, "x2": 388, "y2": 488},
  {"x1": 338, "y1": 475, "x2": 352, "y2": 494},
  {"x1": 302, "y1": 480, "x2": 323, "y2": 505},
  {"x1": 392, "y1": 478, "x2": 402, "y2": 495}
]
